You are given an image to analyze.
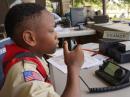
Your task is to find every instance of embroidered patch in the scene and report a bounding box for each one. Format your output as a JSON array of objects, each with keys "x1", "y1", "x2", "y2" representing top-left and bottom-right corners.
[{"x1": 23, "y1": 71, "x2": 44, "y2": 82}]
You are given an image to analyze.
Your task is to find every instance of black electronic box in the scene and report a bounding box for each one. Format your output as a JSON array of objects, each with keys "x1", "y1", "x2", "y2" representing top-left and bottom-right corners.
[
  {"x1": 99, "y1": 39, "x2": 130, "y2": 63},
  {"x1": 95, "y1": 60, "x2": 130, "y2": 86}
]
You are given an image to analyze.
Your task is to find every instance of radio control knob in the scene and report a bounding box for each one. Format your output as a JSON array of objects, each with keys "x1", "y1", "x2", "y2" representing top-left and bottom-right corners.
[{"x1": 114, "y1": 68, "x2": 126, "y2": 79}]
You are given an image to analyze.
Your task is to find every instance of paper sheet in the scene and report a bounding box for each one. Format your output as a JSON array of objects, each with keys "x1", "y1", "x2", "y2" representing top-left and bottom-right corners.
[
  {"x1": 47, "y1": 51, "x2": 103, "y2": 73},
  {"x1": 47, "y1": 43, "x2": 109, "y2": 73}
]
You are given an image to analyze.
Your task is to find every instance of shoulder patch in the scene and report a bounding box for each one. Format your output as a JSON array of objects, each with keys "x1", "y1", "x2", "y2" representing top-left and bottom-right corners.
[{"x1": 23, "y1": 71, "x2": 44, "y2": 82}]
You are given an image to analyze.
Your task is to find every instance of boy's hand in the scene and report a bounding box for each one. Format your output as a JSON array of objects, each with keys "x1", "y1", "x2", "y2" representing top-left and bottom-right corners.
[{"x1": 63, "y1": 41, "x2": 84, "y2": 70}]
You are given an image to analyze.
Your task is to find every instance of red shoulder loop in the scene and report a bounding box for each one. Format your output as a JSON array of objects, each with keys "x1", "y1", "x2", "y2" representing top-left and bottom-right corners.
[{"x1": 23, "y1": 57, "x2": 48, "y2": 78}]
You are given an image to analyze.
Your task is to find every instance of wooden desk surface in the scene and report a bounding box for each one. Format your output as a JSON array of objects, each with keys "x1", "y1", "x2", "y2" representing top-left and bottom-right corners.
[
  {"x1": 88, "y1": 22, "x2": 130, "y2": 32},
  {"x1": 94, "y1": 23, "x2": 130, "y2": 32},
  {"x1": 87, "y1": 22, "x2": 130, "y2": 39}
]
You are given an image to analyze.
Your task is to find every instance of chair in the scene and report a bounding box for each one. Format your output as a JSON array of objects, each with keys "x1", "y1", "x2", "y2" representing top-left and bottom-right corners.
[{"x1": 0, "y1": 38, "x2": 13, "y2": 89}]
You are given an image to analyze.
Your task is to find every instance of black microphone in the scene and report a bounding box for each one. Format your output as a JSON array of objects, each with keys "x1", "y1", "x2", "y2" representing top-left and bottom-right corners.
[
  {"x1": 79, "y1": 76, "x2": 130, "y2": 93},
  {"x1": 79, "y1": 76, "x2": 91, "y2": 90}
]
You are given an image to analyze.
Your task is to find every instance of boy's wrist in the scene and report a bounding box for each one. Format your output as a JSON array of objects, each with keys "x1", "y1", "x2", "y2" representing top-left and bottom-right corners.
[{"x1": 67, "y1": 65, "x2": 81, "y2": 75}]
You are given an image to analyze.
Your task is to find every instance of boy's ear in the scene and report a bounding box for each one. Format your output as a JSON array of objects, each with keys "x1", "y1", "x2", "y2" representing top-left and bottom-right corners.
[{"x1": 22, "y1": 30, "x2": 37, "y2": 47}]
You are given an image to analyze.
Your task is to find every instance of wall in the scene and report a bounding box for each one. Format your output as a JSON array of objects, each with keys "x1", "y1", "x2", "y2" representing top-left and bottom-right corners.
[{"x1": 0, "y1": 0, "x2": 9, "y2": 25}]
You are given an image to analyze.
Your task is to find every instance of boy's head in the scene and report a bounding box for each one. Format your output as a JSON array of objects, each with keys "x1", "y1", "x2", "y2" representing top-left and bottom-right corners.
[{"x1": 5, "y1": 3, "x2": 58, "y2": 56}]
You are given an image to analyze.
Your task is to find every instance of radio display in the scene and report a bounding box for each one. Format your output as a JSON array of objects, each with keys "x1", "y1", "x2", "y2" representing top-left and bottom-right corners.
[{"x1": 104, "y1": 62, "x2": 119, "y2": 76}]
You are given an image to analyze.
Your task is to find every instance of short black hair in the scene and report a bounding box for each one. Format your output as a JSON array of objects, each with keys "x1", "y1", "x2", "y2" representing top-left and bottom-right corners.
[{"x1": 4, "y1": 3, "x2": 45, "y2": 39}]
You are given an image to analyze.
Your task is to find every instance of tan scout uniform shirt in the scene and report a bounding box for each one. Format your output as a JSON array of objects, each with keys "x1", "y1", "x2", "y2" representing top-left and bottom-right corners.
[{"x1": 0, "y1": 57, "x2": 60, "y2": 97}]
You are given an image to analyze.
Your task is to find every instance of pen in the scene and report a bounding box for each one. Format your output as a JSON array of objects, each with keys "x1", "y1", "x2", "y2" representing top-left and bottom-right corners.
[
  {"x1": 82, "y1": 48, "x2": 98, "y2": 53},
  {"x1": 82, "y1": 48, "x2": 99, "y2": 56}
]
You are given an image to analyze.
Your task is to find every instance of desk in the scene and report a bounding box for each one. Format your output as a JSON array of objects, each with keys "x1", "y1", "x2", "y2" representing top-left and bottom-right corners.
[
  {"x1": 87, "y1": 23, "x2": 130, "y2": 38},
  {"x1": 49, "y1": 43, "x2": 130, "y2": 97},
  {"x1": 50, "y1": 63, "x2": 130, "y2": 97},
  {"x1": 95, "y1": 23, "x2": 130, "y2": 32},
  {"x1": 57, "y1": 27, "x2": 96, "y2": 38},
  {"x1": 56, "y1": 27, "x2": 96, "y2": 46}
]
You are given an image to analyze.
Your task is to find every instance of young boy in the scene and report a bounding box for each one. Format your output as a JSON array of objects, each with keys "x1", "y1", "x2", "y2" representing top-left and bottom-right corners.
[
  {"x1": 0, "y1": 3, "x2": 84, "y2": 97},
  {"x1": 10, "y1": 0, "x2": 35, "y2": 8}
]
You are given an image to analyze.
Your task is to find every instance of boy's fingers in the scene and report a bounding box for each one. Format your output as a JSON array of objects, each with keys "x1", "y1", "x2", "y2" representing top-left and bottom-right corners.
[
  {"x1": 75, "y1": 44, "x2": 81, "y2": 51},
  {"x1": 63, "y1": 41, "x2": 69, "y2": 54}
]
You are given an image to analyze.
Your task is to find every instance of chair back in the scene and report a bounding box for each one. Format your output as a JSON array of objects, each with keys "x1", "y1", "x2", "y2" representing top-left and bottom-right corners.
[{"x1": 0, "y1": 38, "x2": 13, "y2": 89}]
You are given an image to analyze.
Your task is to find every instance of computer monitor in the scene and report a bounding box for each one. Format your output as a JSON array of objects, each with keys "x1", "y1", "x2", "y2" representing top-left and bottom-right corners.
[{"x1": 70, "y1": 8, "x2": 86, "y2": 27}]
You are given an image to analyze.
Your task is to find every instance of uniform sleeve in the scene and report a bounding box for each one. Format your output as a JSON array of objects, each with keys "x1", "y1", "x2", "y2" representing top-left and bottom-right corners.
[
  {"x1": 0, "y1": 61, "x2": 60, "y2": 97},
  {"x1": 13, "y1": 80, "x2": 60, "y2": 97}
]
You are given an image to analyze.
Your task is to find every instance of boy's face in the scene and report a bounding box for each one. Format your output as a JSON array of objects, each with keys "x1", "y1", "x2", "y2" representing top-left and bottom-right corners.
[{"x1": 33, "y1": 11, "x2": 59, "y2": 54}]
